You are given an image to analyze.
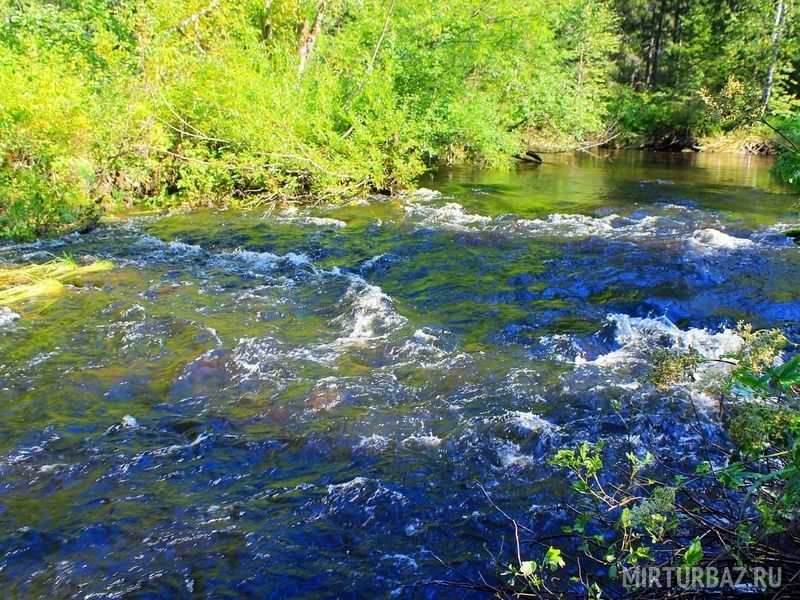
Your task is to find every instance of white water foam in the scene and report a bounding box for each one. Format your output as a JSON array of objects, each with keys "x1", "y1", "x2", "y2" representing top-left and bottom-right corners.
[
  {"x1": 688, "y1": 228, "x2": 753, "y2": 253},
  {"x1": 276, "y1": 215, "x2": 347, "y2": 228},
  {"x1": 230, "y1": 337, "x2": 298, "y2": 383},
  {"x1": 401, "y1": 433, "x2": 442, "y2": 448},
  {"x1": 0, "y1": 306, "x2": 20, "y2": 328},
  {"x1": 405, "y1": 202, "x2": 491, "y2": 230},
  {"x1": 131, "y1": 236, "x2": 203, "y2": 258},
  {"x1": 322, "y1": 477, "x2": 408, "y2": 514},
  {"x1": 226, "y1": 249, "x2": 314, "y2": 272},
  {"x1": 327, "y1": 477, "x2": 369, "y2": 493},
  {"x1": 357, "y1": 434, "x2": 391, "y2": 452},
  {"x1": 515, "y1": 213, "x2": 668, "y2": 240},
  {"x1": 387, "y1": 327, "x2": 467, "y2": 368},
  {"x1": 538, "y1": 333, "x2": 586, "y2": 363},
  {"x1": 504, "y1": 411, "x2": 561, "y2": 436},
  {"x1": 580, "y1": 313, "x2": 743, "y2": 369},
  {"x1": 409, "y1": 187, "x2": 441, "y2": 201},
  {"x1": 495, "y1": 440, "x2": 536, "y2": 468},
  {"x1": 156, "y1": 432, "x2": 210, "y2": 456},
  {"x1": 361, "y1": 253, "x2": 392, "y2": 271},
  {"x1": 331, "y1": 274, "x2": 408, "y2": 343}
]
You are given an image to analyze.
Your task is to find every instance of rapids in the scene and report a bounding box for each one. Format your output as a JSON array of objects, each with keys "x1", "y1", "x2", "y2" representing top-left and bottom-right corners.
[{"x1": 0, "y1": 152, "x2": 798, "y2": 597}]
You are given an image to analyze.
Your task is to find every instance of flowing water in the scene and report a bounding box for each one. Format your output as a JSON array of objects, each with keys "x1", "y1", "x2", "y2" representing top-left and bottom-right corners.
[{"x1": 0, "y1": 152, "x2": 798, "y2": 597}]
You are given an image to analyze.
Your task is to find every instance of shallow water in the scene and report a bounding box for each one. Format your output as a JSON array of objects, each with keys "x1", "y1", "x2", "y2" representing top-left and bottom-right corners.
[{"x1": 0, "y1": 151, "x2": 798, "y2": 597}]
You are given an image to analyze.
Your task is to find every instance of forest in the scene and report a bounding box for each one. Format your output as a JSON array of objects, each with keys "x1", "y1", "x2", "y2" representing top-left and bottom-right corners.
[{"x1": 1, "y1": 0, "x2": 799, "y2": 239}]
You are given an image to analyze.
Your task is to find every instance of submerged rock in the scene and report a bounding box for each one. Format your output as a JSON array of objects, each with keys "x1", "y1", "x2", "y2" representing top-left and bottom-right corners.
[{"x1": 784, "y1": 227, "x2": 800, "y2": 244}]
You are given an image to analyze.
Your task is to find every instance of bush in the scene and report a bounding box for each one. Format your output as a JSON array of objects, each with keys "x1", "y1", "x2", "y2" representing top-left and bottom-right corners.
[{"x1": 0, "y1": 0, "x2": 622, "y2": 239}]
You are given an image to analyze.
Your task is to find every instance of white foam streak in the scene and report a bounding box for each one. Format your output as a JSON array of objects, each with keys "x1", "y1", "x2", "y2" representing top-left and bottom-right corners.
[
  {"x1": 581, "y1": 313, "x2": 743, "y2": 369},
  {"x1": 405, "y1": 202, "x2": 491, "y2": 230},
  {"x1": 496, "y1": 440, "x2": 535, "y2": 468},
  {"x1": 227, "y1": 249, "x2": 313, "y2": 271},
  {"x1": 332, "y1": 275, "x2": 408, "y2": 343},
  {"x1": 515, "y1": 213, "x2": 667, "y2": 239},
  {"x1": 504, "y1": 411, "x2": 560, "y2": 435},
  {"x1": 276, "y1": 215, "x2": 347, "y2": 228},
  {"x1": 132, "y1": 236, "x2": 203, "y2": 257},
  {"x1": 688, "y1": 228, "x2": 753, "y2": 252}
]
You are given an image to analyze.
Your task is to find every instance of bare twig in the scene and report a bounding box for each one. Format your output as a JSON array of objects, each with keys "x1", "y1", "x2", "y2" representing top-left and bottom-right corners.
[{"x1": 178, "y1": 0, "x2": 221, "y2": 33}]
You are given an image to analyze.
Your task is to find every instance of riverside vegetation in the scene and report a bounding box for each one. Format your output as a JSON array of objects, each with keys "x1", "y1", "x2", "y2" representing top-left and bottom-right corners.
[{"x1": 1, "y1": 0, "x2": 800, "y2": 239}]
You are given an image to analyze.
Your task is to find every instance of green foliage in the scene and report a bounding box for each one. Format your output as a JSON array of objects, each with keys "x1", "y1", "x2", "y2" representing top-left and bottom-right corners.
[
  {"x1": 2, "y1": 0, "x2": 799, "y2": 238},
  {"x1": 733, "y1": 322, "x2": 789, "y2": 375},
  {"x1": 729, "y1": 404, "x2": 800, "y2": 456},
  {"x1": 773, "y1": 117, "x2": 800, "y2": 187},
  {"x1": 627, "y1": 485, "x2": 676, "y2": 538},
  {"x1": 682, "y1": 537, "x2": 703, "y2": 568},
  {"x1": 0, "y1": 0, "x2": 623, "y2": 239},
  {"x1": 612, "y1": 0, "x2": 799, "y2": 149},
  {"x1": 611, "y1": 88, "x2": 709, "y2": 148},
  {"x1": 502, "y1": 545, "x2": 566, "y2": 596},
  {"x1": 731, "y1": 355, "x2": 800, "y2": 399},
  {"x1": 649, "y1": 346, "x2": 702, "y2": 391}
]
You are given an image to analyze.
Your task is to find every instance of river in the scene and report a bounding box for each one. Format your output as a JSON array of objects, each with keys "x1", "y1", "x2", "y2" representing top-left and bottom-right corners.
[{"x1": 0, "y1": 151, "x2": 798, "y2": 597}]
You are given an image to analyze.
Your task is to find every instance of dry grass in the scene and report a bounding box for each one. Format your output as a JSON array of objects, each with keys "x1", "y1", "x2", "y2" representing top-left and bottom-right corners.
[{"x1": 0, "y1": 258, "x2": 113, "y2": 305}]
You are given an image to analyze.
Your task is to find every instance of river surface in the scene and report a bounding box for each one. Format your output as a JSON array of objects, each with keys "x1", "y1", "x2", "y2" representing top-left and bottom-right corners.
[{"x1": 0, "y1": 152, "x2": 798, "y2": 597}]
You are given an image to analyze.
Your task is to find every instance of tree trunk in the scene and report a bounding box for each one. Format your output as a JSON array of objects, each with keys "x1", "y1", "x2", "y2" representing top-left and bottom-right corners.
[
  {"x1": 760, "y1": 0, "x2": 787, "y2": 114},
  {"x1": 259, "y1": 0, "x2": 273, "y2": 41},
  {"x1": 644, "y1": 5, "x2": 658, "y2": 86},
  {"x1": 649, "y1": 0, "x2": 667, "y2": 88},
  {"x1": 298, "y1": 0, "x2": 326, "y2": 75}
]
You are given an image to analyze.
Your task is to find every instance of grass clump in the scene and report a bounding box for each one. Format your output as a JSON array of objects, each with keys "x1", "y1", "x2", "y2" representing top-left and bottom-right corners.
[{"x1": 0, "y1": 257, "x2": 113, "y2": 305}]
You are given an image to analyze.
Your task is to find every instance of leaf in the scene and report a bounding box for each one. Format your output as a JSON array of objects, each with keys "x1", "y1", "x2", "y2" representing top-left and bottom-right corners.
[
  {"x1": 520, "y1": 560, "x2": 536, "y2": 577},
  {"x1": 543, "y1": 547, "x2": 565, "y2": 571},
  {"x1": 774, "y1": 355, "x2": 800, "y2": 387},
  {"x1": 574, "y1": 513, "x2": 591, "y2": 533},
  {"x1": 776, "y1": 354, "x2": 800, "y2": 377},
  {"x1": 682, "y1": 538, "x2": 703, "y2": 567},
  {"x1": 620, "y1": 507, "x2": 631, "y2": 529},
  {"x1": 695, "y1": 461, "x2": 712, "y2": 475},
  {"x1": 732, "y1": 369, "x2": 767, "y2": 392}
]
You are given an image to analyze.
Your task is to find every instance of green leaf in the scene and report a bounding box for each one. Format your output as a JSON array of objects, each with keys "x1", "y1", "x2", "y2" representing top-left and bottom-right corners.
[
  {"x1": 543, "y1": 547, "x2": 565, "y2": 571},
  {"x1": 620, "y1": 507, "x2": 631, "y2": 529},
  {"x1": 695, "y1": 461, "x2": 712, "y2": 475},
  {"x1": 682, "y1": 538, "x2": 703, "y2": 567}
]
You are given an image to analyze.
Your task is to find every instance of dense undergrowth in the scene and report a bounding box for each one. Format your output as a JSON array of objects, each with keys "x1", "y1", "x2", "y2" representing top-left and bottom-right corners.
[{"x1": 1, "y1": 0, "x2": 799, "y2": 239}]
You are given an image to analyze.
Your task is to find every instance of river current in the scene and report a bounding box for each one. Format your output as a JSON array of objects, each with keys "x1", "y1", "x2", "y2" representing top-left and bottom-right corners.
[{"x1": 0, "y1": 152, "x2": 798, "y2": 597}]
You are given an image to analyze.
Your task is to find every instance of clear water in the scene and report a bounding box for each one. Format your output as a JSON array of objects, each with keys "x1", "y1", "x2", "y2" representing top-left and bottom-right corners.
[{"x1": 0, "y1": 151, "x2": 798, "y2": 597}]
